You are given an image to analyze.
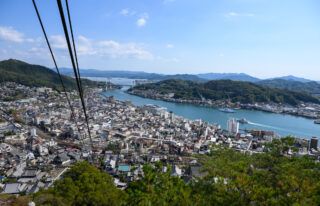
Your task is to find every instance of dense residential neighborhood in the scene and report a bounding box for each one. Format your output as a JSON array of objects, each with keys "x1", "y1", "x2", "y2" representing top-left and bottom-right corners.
[{"x1": 0, "y1": 82, "x2": 319, "y2": 196}]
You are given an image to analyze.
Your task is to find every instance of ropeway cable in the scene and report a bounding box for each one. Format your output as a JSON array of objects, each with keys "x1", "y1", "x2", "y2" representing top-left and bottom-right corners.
[
  {"x1": 32, "y1": 0, "x2": 85, "y2": 148},
  {"x1": 65, "y1": 0, "x2": 84, "y2": 96},
  {"x1": 56, "y1": 0, "x2": 94, "y2": 152}
]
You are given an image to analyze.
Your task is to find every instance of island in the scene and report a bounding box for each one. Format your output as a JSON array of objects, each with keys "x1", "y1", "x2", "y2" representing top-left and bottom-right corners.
[{"x1": 127, "y1": 79, "x2": 320, "y2": 119}]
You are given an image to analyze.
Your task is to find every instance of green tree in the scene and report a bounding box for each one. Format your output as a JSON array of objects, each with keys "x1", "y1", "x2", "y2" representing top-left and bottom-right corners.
[
  {"x1": 33, "y1": 161, "x2": 125, "y2": 206},
  {"x1": 191, "y1": 143, "x2": 320, "y2": 205},
  {"x1": 126, "y1": 162, "x2": 192, "y2": 206},
  {"x1": 264, "y1": 136, "x2": 299, "y2": 156}
]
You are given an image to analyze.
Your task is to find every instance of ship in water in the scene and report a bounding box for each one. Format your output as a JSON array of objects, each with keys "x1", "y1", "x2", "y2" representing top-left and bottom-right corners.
[
  {"x1": 314, "y1": 120, "x2": 320, "y2": 124},
  {"x1": 219, "y1": 108, "x2": 235, "y2": 113},
  {"x1": 237, "y1": 118, "x2": 249, "y2": 124}
]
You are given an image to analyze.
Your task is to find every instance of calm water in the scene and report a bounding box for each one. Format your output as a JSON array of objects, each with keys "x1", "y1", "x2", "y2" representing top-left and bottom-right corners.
[{"x1": 88, "y1": 77, "x2": 320, "y2": 138}]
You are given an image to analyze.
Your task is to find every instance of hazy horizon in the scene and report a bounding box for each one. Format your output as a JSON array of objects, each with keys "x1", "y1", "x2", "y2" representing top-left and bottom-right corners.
[{"x1": 1, "y1": 0, "x2": 320, "y2": 80}]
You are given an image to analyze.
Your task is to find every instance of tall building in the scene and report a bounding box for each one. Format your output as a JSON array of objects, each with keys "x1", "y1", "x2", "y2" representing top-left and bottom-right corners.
[
  {"x1": 309, "y1": 137, "x2": 319, "y2": 151},
  {"x1": 30, "y1": 128, "x2": 37, "y2": 137},
  {"x1": 169, "y1": 111, "x2": 174, "y2": 122},
  {"x1": 227, "y1": 118, "x2": 239, "y2": 134}
]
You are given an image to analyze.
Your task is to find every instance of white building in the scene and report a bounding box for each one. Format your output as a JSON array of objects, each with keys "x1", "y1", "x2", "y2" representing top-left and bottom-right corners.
[
  {"x1": 227, "y1": 118, "x2": 239, "y2": 134},
  {"x1": 30, "y1": 128, "x2": 37, "y2": 137},
  {"x1": 143, "y1": 104, "x2": 167, "y2": 115}
]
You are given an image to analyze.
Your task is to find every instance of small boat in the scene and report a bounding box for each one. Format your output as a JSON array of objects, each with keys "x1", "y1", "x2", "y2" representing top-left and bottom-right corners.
[
  {"x1": 314, "y1": 120, "x2": 320, "y2": 124},
  {"x1": 219, "y1": 108, "x2": 235, "y2": 113},
  {"x1": 237, "y1": 118, "x2": 249, "y2": 124}
]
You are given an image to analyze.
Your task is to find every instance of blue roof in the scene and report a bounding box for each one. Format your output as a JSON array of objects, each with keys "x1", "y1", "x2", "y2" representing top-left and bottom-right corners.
[{"x1": 119, "y1": 165, "x2": 130, "y2": 172}]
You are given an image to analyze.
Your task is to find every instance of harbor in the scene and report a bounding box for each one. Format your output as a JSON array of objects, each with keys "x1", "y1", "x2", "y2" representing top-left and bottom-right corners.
[{"x1": 101, "y1": 86, "x2": 320, "y2": 139}]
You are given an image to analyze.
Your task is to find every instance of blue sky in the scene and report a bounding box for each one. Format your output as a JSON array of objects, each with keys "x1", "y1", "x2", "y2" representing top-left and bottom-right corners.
[{"x1": 1, "y1": 0, "x2": 320, "y2": 79}]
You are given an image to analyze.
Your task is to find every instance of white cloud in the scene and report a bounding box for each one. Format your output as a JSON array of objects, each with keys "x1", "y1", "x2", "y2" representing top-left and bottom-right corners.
[
  {"x1": 120, "y1": 8, "x2": 136, "y2": 16},
  {"x1": 136, "y1": 13, "x2": 149, "y2": 27},
  {"x1": 30, "y1": 47, "x2": 39, "y2": 52},
  {"x1": 226, "y1": 12, "x2": 255, "y2": 17},
  {"x1": 99, "y1": 40, "x2": 120, "y2": 48},
  {"x1": 229, "y1": 12, "x2": 238, "y2": 16},
  {"x1": 98, "y1": 40, "x2": 153, "y2": 60},
  {"x1": 136, "y1": 18, "x2": 147, "y2": 27},
  {"x1": 0, "y1": 26, "x2": 29, "y2": 43},
  {"x1": 120, "y1": 9, "x2": 129, "y2": 16},
  {"x1": 50, "y1": 35, "x2": 67, "y2": 49},
  {"x1": 77, "y1": 35, "x2": 97, "y2": 55},
  {"x1": 0, "y1": 28, "x2": 154, "y2": 62},
  {"x1": 167, "y1": 44, "x2": 174, "y2": 48},
  {"x1": 120, "y1": 10, "x2": 148, "y2": 27}
]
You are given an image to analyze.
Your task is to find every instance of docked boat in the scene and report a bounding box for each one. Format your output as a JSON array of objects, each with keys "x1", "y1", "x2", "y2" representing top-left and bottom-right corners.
[
  {"x1": 237, "y1": 118, "x2": 249, "y2": 124},
  {"x1": 314, "y1": 120, "x2": 320, "y2": 124},
  {"x1": 219, "y1": 108, "x2": 235, "y2": 113}
]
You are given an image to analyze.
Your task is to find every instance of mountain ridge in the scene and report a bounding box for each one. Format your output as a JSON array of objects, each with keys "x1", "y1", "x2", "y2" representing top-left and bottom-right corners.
[
  {"x1": 57, "y1": 67, "x2": 319, "y2": 83},
  {"x1": 0, "y1": 59, "x2": 104, "y2": 90}
]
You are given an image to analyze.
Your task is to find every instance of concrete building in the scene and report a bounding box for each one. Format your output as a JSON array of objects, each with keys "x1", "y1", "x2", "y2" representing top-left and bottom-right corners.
[
  {"x1": 227, "y1": 118, "x2": 239, "y2": 134},
  {"x1": 310, "y1": 137, "x2": 319, "y2": 151},
  {"x1": 30, "y1": 128, "x2": 37, "y2": 137}
]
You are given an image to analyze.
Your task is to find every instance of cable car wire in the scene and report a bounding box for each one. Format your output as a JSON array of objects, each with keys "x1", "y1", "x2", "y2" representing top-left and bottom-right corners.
[
  {"x1": 65, "y1": 0, "x2": 83, "y2": 95},
  {"x1": 32, "y1": 0, "x2": 85, "y2": 147},
  {"x1": 56, "y1": 0, "x2": 94, "y2": 151}
]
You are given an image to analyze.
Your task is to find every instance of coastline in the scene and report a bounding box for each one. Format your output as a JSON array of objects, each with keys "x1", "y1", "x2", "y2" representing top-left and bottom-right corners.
[{"x1": 126, "y1": 89, "x2": 320, "y2": 120}]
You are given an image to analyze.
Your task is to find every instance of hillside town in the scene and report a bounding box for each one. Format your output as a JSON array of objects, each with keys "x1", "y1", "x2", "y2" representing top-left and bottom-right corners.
[{"x1": 0, "y1": 82, "x2": 319, "y2": 194}]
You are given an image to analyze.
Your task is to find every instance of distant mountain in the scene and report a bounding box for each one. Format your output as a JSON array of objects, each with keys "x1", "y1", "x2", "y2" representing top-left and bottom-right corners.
[
  {"x1": 197, "y1": 73, "x2": 260, "y2": 82},
  {"x1": 158, "y1": 74, "x2": 206, "y2": 82},
  {"x1": 58, "y1": 68, "x2": 164, "y2": 80},
  {"x1": 257, "y1": 79, "x2": 320, "y2": 97},
  {"x1": 130, "y1": 79, "x2": 320, "y2": 105},
  {"x1": 0, "y1": 59, "x2": 102, "y2": 90},
  {"x1": 58, "y1": 67, "x2": 319, "y2": 84},
  {"x1": 268, "y1": 75, "x2": 312, "y2": 83},
  {"x1": 59, "y1": 68, "x2": 206, "y2": 82}
]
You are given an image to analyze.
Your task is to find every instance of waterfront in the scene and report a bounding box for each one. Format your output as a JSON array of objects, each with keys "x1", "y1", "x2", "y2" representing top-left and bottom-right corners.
[
  {"x1": 85, "y1": 77, "x2": 320, "y2": 138},
  {"x1": 101, "y1": 87, "x2": 320, "y2": 138}
]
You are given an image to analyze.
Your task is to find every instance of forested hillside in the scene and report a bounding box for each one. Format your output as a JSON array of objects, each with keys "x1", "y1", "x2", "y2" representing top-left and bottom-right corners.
[
  {"x1": 258, "y1": 79, "x2": 320, "y2": 96},
  {"x1": 130, "y1": 79, "x2": 320, "y2": 105},
  {"x1": 0, "y1": 59, "x2": 104, "y2": 90}
]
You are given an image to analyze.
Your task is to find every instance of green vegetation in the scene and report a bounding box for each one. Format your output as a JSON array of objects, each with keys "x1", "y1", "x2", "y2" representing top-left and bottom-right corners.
[
  {"x1": 193, "y1": 146, "x2": 320, "y2": 205},
  {"x1": 32, "y1": 162, "x2": 125, "y2": 206},
  {"x1": 0, "y1": 194, "x2": 31, "y2": 206},
  {"x1": 126, "y1": 162, "x2": 191, "y2": 206},
  {"x1": 10, "y1": 137, "x2": 316, "y2": 205},
  {"x1": 1, "y1": 91, "x2": 27, "y2": 101},
  {"x1": 0, "y1": 59, "x2": 105, "y2": 91},
  {"x1": 105, "y1": 142, "x2": 119, "y2": 151},
  {"x1": 14, "y1": 119, "x2": 26, "y2": 125},
  {"x1": 258, "y1": 79, "x2": 320, "y2": 96},
  {"x1": 130, "y1": 79, "x2": 320, "y2": 105},
  {"x1": 8, "y1": 109, "x2": 15, "y2": 115},
  {"x1": 3, "y1": 131, "x2": 15, "y2": 136}
]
